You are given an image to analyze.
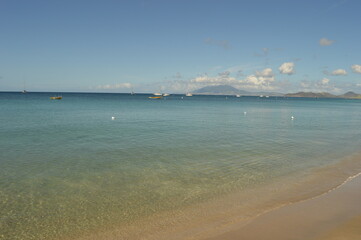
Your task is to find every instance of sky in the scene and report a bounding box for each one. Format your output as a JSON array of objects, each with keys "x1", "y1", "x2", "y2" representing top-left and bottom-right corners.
[{"x1": 0, "y1": 0, "x2": 360, "y2": 94}]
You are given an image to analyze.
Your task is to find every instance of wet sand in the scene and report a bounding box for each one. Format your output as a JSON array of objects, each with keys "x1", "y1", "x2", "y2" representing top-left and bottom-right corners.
[
  {"x1": 315, "y1": 215, "x2": 361, "y2": 240},
  {"x1": 205, "y1": 173, "x2": 361, "y2": 240}
]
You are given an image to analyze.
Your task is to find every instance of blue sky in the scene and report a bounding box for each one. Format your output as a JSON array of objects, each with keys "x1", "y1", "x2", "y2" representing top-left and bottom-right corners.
[{"x1": 1, "y1": 0, "x2": 360, "y2": 93}]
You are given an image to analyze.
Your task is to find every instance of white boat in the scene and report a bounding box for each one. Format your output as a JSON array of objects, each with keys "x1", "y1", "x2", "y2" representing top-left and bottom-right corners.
[
  {"x1": 153, "y1": 93, "x2": 162, "y2": 96},
  {"x1": 185, "y1": 93, "x2": 193, "y2": 97},
  {"x1": 162, "y1": 93, "x2": 170, "y2": 96},
  {"x1": 21, "y1": 81, "x2": 27, "y2": 93},
  {"x1": 236, "y1": 94, "x2": 241, "y2": 97}
]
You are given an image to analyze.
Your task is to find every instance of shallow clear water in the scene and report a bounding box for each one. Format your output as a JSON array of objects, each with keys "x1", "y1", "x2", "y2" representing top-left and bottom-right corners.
[{"x1": 1, "y1": 92, "x2": 361, "y2": 239}]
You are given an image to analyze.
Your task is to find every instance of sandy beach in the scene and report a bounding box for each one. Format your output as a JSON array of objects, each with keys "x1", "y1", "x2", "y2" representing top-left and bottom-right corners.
[
  {"x1": 67, "y1": 155, "x2": 361, "y2": 240},
  {"x1": 205, "y1": 173, "x2": 361, "y2": 240}
]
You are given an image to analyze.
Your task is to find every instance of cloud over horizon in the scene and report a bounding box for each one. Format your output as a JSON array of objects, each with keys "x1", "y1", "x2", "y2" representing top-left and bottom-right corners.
[
  {"x1": 96, "y1": 83, "x2": 132, "y2": 90},
  {"x1": 300, "y1": 77, "x2": 341, "y2": 93},
  {"x1": 187, "y1": 68, "x2": 278, "y2": 91},
  {"x1": 240, "y1": 69, "x2": 276, "y2": 90}
]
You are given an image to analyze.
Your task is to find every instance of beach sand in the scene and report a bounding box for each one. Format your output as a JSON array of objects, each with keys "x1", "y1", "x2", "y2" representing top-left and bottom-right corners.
[
  {"x1": 204, "y1": 173, "x2": 361, "y2": 240},
  {"x1": 69, "y1": 156, "x2": 361, "y2": 240}
]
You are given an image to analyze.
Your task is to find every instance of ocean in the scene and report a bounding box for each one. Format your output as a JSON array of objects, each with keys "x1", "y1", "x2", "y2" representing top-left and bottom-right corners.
[{"x1": 1, "y1": 92, "x2": 361, "y2": 240}]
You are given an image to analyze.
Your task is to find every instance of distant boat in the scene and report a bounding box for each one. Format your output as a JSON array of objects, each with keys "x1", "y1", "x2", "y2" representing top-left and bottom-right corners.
[
  {"x1": 50, "y1": 96, "x2": 62, "y2": 100},
  {"x1": 185, "y1": 93, "x2": 193, "y2": 97},
  {"x1": 131, "y1": 87, "x2": 136, "y2": 95},
  {"x1": 21, "y1": 81, "x2": 27, "y2": 93},
  {"x1": 149, "y1": 92, "x2": 163, "y2": 99},
  {"x1": 236, "y1": 94, "x2": 241, "y2": 97},
  {"x1": 162, "y1": 93, "x2": 170, "y2": 97}
]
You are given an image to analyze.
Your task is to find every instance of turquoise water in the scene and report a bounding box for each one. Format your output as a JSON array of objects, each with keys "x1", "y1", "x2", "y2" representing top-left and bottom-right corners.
[{"x1": 1, "y1": 92, "x2": 361, "y2": 239}]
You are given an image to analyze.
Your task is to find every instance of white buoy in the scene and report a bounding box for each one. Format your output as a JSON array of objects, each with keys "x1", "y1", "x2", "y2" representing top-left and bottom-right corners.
[
  {"x1": 291, "y1": 116, "x2": 294, "y2": 120},
  {"x1": 111, "y1": 116, "x2": 115, "y2": 120},
  {"x1": 244, "y1": 111, "x2": 247, "y2": 115}
]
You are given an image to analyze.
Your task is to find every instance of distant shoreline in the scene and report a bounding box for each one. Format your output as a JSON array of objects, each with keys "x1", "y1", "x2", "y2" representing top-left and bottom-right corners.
[{"x1": 1, "y1": 91, "x2": 361, "y2": 99}]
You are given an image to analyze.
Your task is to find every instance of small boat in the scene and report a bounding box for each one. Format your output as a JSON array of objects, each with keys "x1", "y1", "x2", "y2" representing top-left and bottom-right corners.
[
  {"x1": 21, "y1": 81, "x2": 27, "y2": 93},
  {"x1": 236, "y1": 94, "x2": 241, "y2": 97},
  {"x1": 162, "y1": 93, "x2": 170, "y2": 97},
  {"x1": 185, "y1": 93, "x2": 193, "y2": 97},
  {"x1": 148, "y1": 96, "x2": 162, "y2": 99},
  {"x1": 50, "y1": 96, "x2": 62, "y2": 100}
]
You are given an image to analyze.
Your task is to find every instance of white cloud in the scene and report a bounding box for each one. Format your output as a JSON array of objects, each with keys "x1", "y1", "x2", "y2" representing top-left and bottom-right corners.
[
  {"x1": 256, "y1": 68, "x2": 274, "y2": 77},
  {"x1": 331, "y1": 69, "x2": 347, "y2": 76},
  {"x1": 238, "y1": 68, "x2": 276, "y2": 90},
  {"x1": 279, "y1": 62, "x2": 295, "y2": 75},
  {"x1": 187, "y1": 68, "x2": 277, "y2": 91},
  {"x1": 97, "y1": 83, "x2": 132, "y2": 89},
  {"x1": 319, "y1": 38, "x2": 334, "y2": 46},
  {"x1": 239, "y1": 74, "x2": 275, "y2": 90},
  {"x1": 320, "y1": 78, "x2": 330, "y2": 85},
  {"x1": 191, "y1": 75, "x2": 237, "y2": 85},
  {"x1": 351, "y1": 64, "x2": 361, "y2": 74}
]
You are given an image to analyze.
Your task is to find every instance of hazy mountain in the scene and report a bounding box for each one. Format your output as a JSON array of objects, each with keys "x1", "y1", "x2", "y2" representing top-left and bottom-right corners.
[
  {"x1": 285, "y1": 92, "x2": 337, "y2": 98},
  {"x1": 193, "y1": 86, "x2": 361, "y2": 98},
  {"x1": 339, "y1": 91, "x2": 361, "y2": 98},
  {"x1": 285, "y1": 91, "x2": 361, "y2": 99},
  {"x1": 194, "y1": 85, "x2": 250, "y2": 95}
]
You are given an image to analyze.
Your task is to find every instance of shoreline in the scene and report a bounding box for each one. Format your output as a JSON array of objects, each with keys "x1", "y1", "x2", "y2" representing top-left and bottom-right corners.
[
  {"x1": 204, "y1": 171, "x2": 361, "y2": 240},
  {"x1": 69, "y1": 153, "x2": 361, "y2": 240}
]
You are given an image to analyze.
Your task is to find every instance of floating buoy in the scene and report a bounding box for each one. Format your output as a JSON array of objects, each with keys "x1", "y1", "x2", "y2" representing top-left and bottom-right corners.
[
  {"x1": 291, "y1": 116, "x2": 294, "y2": 120},
  {"x1": 111, "y1": 116, "x2": 115, "y2": 120},
  {"x1": 244, "y1": 112, "x2": 247, "y2": 115}
]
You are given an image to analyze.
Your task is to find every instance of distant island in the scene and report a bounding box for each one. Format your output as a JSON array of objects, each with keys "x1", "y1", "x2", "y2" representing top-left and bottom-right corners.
[
  {"x1": 192, "y1": 85, "x2": 361, "y2": 99},
  {"x1": 285, "y1": 91, "x2": 361, "y2": 99}
]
